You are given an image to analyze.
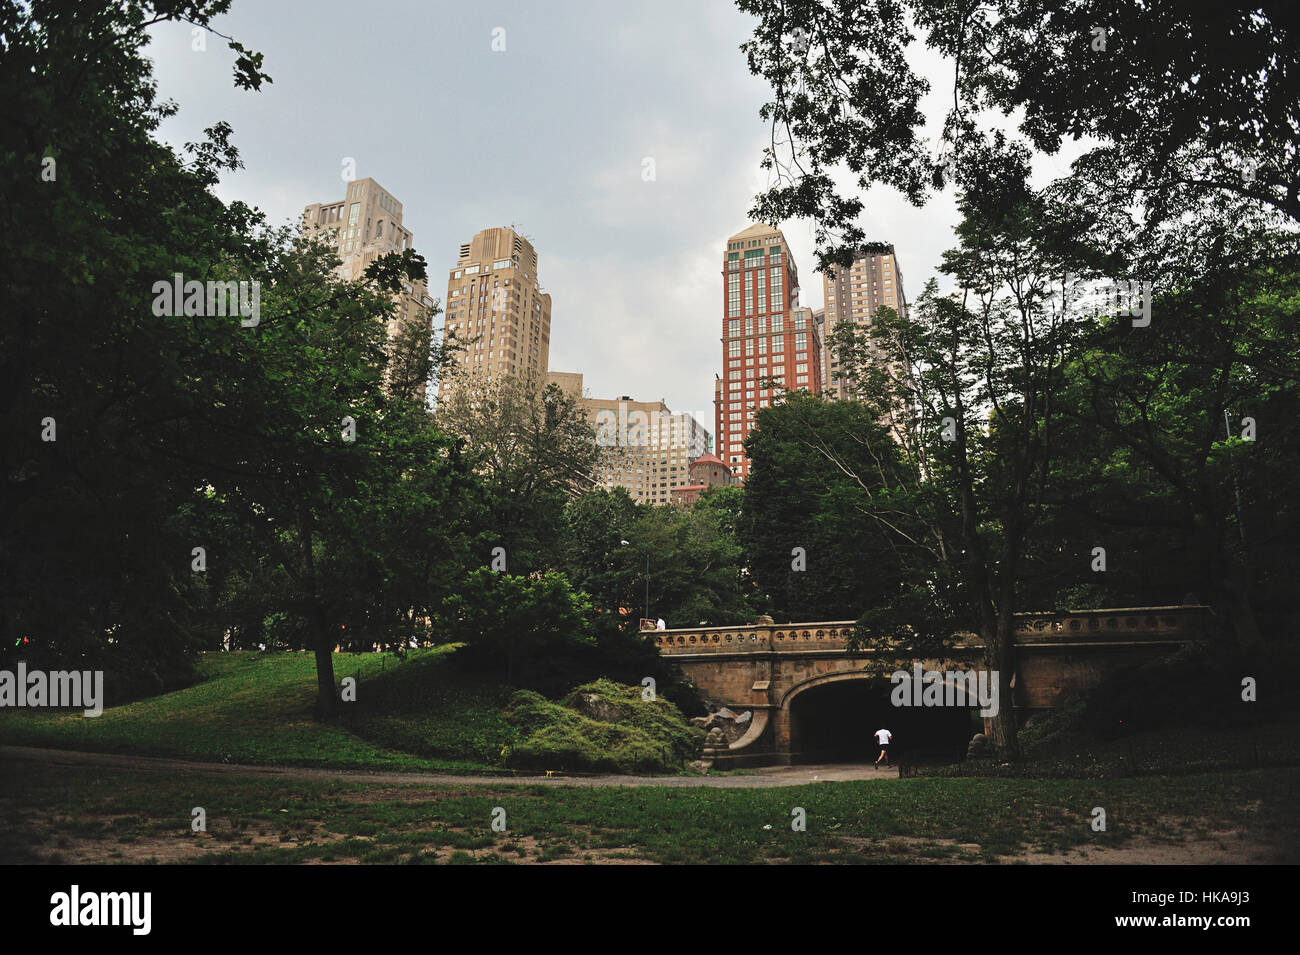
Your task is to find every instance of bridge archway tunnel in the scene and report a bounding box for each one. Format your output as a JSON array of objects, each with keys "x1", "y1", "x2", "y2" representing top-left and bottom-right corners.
[{"x1": 786, "y1": 678, "x2": 977, "y2": 765}]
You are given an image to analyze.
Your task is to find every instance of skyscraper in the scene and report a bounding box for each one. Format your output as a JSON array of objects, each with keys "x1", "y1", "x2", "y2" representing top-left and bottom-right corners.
[
  {"x1": 820, "y1": 244, "x2": 908, "y2": 400},
  {"x1": 301, "y1": 177, "x2": 432, "y2": 342},
  {"x1": 714, "y1": 223, "x2": 821, "y2": 482},
  {"x1": 439, "y1": 226, "x2": 552, "y2": 389}
]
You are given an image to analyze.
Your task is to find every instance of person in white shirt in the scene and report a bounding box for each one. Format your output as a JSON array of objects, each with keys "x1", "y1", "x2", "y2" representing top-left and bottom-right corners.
[
  {"x1": 874, "y1": 727, "x2": 893, "y2": 768},
  {"x1": 655, "y1": 618, "x2": 666, "y2": 631}
]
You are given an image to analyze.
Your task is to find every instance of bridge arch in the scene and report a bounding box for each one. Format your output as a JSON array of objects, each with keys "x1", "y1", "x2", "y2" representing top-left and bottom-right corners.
[
  {"x1": 782, "y1": 668, "x2": 980, "y2": 765},
  {"x1": 655, "y1": 607, "x2": 1209, "y2": 766}
]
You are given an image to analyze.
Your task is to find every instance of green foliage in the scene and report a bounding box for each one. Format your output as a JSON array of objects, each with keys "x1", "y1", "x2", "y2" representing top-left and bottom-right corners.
[
  {"x1": 438, "y1": 569, "x2": 596, "y2": 686},
  {"x1": 502, "y1": 679, "x2": 705, "y2": 774},
  {"x1": 0, "y1": 0, "x2": 275, "y2": 691},
  {"x1": 739, "y1": 389, "x2": 920, "y2": 623},
  {"x1": 436, "y1": 374, "x2": 606, "y2": 576},
  {"x1": 738, "y1": 0, "x2": 1300, "y2": 267}
]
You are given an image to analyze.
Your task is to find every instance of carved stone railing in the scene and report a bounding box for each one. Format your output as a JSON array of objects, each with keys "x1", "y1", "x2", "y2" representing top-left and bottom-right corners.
[
  {"x1": 1012, "y1": 605, "x2": 1209, "y2": 645},
  {"x1": 655, "y1": 606, "x2": 1210, "y2": 656},
  {"x1": 654, "y1": 622, "x2": 858, "y2": 655}
]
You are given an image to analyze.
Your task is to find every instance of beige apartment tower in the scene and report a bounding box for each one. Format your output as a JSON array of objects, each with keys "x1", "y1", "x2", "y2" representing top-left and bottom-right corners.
[
  {"x1": 549, "y1": 373, "x2": 710, "y2": 505},
  {"x1": 820, "y1": 244, "x2": 908, "y2": 400},
  {"x1": 301, "y1": 178, "x2": 433, "y2": 342},
  {"x1": 440, "y1": 227, "x2": 552, "y2": 389}
]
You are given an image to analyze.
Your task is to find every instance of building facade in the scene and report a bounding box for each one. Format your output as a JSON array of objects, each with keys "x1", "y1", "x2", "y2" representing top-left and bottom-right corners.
[
  {"x1": 820, "y1": 244, "x2": 907, "y2": 401},
  {"x1": 440, "y1": 227, "x2": 552, "y2": 390},
  {"x1": 301, "y1": 178, "x2": 435, "y2": 399},
  {"x1": 551, "y1": 373, "x2": 710, "y2": 505},
  {"x1": 714, "y1": 223, "x2": 821, "y2": 482},
  {"x1": 669, "y1": 452, "x2": 734, "y2": 506}
]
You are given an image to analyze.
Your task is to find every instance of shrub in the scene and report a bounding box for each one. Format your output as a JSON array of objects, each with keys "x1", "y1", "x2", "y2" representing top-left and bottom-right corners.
[{"x1": 502, "y1": 679, "x2": 705, "y2": 773}]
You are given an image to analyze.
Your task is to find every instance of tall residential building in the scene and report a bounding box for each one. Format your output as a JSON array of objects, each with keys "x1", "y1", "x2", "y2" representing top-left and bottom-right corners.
[
  {"x1": 440, "y1": 227, "x2": 552, "y2": 390},
  {"x1": 301, "y1": 178, "x2": 433, "y2": 342},
  {"x1": 301, "y1": 178, "x2": 435, "y2": 401},
  {"x1": 553, "y1": 373, "x2": 710, "y2": 505},
  {"x1": 714, "y1": 223, "x2": 821, "y2": 482},
  {"x1": 821, "y1": 244, "x2": 908, "y2": 401}
]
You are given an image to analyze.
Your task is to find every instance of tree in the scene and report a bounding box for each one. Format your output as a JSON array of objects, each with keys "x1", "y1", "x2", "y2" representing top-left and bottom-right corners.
[
  {"x1": 737, "y1": 0, "x2": 1300, "y2": 267},
  {"x1": 435, "y1": 373, "x2": 608, "y2": 576},
  {"x1": 0, "y1": 0, "x2": 272, "y2": 697},
  {"x1": 437, "y1": 568, "x2": 595, "y2": 687},
  {"x1": 738, "y1": 389, "x2": 918, "y2": 621},
  {"x1": 825, "y1": 167, "x2": 1110, "y2": 758},
  {"x1": 191, "y1": 232, "x2": 479, "y2": 719}
]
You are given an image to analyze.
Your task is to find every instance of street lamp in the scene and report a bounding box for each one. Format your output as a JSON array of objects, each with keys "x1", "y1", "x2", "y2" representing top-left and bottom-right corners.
[{"x1": 620, "y1": 539, "x2": 650, "y2": 624}]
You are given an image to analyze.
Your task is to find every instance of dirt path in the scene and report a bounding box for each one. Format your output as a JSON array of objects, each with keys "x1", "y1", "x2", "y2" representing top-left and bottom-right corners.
[{"x1": 0, "y1": 744, "x2": 894, "y2": 788}]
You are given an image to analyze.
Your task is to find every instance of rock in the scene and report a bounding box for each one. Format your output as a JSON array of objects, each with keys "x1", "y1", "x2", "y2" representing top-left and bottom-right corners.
[
  {"x1": 755, "y1": 614, "x2": 775, "y2": 625},
  {"x1": 569, "y1": 692, "x2": 624, "y2": 723},
  {"x1": 715, "y1": 707, "x2": 737, "y2": 720},
  {"x1": 688, "y1": 760, "x2": 713, "y2": 775},
  {"x1": 690, "y1": 716, "x2": 709, "y2": 726},
  {"x1": 735, "y1": 710, "x2": 752, "y2": 726},
  {"x1": 705, "y1": 727, "x2": 728, "y2": 746}
]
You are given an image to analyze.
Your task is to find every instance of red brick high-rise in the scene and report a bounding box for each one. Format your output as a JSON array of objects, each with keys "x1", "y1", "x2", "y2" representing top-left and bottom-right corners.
[{"x1": 714, "y1": 224, "x2": 822, "y2": 482}]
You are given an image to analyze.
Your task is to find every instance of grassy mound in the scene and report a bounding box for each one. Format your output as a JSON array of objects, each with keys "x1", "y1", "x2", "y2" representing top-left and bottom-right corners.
[
  {"x1": 341, "y1": 646, "x2": 518, "y2": 772},
  {"x1": 502, "y1": 679, "x2": 705, "y2": 774}
]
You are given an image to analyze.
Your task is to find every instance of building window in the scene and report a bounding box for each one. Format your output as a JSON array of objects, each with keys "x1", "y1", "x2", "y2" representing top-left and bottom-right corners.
[
  {"x1": 728, "y1": 318, "x2": 739, "y2": 337},
  {"x1": 728, "y1": 340, "x2": 740, "y2": 357},
  {"x1": 728, "y1": 273, "x2": 740, "y2": 317}
]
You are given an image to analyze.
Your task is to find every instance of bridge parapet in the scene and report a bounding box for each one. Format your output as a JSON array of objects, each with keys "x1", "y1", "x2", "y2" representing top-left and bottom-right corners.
[
  {"x1": 654, "y1": 622, "x2": 859, "y2": 655},
  {"x1": 1013, "y1": 605, "x2": 1209, "y2": 645},
  {"x1": 655, "y1": 606, "x2": 1209, "y2": 655}
]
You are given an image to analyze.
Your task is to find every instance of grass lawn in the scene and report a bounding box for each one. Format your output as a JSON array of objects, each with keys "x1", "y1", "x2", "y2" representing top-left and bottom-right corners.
[
  {"x1": 0, "y1": 649, "x2": 517, "y2": 774},
  {"x1": 1, "y1": 759, "x2": 1294, "y2": 864}
]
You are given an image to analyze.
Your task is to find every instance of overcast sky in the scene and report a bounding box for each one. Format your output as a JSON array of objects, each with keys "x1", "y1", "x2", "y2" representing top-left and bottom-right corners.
[{"x1": 144, "y1": 1, "x2": 1078, "y2": 427}]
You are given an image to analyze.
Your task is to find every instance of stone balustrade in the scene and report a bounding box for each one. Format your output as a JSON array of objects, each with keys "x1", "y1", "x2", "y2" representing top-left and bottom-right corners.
[{"x1": 655, "y1": 605, "x2": 1209, "y2": 656}]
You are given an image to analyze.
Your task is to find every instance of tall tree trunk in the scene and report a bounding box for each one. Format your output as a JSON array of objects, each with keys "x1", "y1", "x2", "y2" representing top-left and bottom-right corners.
[
  {"x1": 985, "y1": 614, "x2": 1022, "y2": 761},
  {"x1": 299, "y1": 506, "x2": 337, "y2": 721},
  {"x1": 311, "y1": 602, "x2": 337, "y2": 722}
]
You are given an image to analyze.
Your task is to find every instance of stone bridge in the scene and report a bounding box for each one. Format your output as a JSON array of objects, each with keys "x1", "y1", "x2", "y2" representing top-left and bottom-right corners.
[{"x1": 652, "y1": 606, "x2": 1209, "y2": 766}]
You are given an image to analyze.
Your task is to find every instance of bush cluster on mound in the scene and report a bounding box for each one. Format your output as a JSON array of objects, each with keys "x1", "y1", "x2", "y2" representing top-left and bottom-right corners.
[{"x1": 502, "y1": 679, "x2": 705, "y2": 774}]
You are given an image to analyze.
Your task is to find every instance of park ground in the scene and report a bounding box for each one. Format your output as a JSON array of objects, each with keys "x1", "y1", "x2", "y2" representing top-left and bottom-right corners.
[{"x1": 1, "y1": 650, "x2": 1297, "y2": 864}]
